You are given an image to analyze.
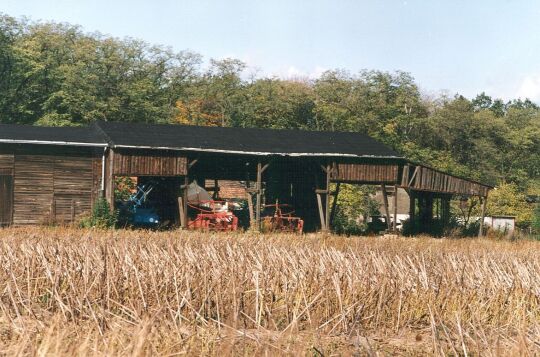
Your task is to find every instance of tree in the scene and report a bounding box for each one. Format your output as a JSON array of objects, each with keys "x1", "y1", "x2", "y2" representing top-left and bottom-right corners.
[{"x1": 487, "y1": 183, "x2": 534, "y2": 228}]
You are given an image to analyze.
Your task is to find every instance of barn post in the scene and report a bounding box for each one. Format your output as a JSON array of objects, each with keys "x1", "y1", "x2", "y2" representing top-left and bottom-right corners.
[
  {"x1": 393, "y1": 185, "x2": 398, "y2": 231},
  {"x1": 381, "y1": 184, "x2": 392, "y2": 230},
  {"x1": 478, "y1": 195, "x2": 487, "y2": 237},
  {"x1": 181, "y1": 175, "x2": 189, "y2": 229},
  {"x1": 324, "y1": 163, "x2": 331, "y2": 232},
  {"x1": 330, "y1": 182, "x2": 341, "y2": 226},
  {"x1": 409, "y1": 190, "x2": 416, "y2": 234},
  {"x1": 255, "y1": 161, "x2": 262, "y2": 231},
  {"x1": 105, "y1": 148, "x2": 115, "y2": 211}
]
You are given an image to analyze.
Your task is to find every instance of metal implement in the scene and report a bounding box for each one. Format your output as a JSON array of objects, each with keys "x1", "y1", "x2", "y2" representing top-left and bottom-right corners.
[
  {"x1": 188, "y1": 200, "x2": 239, "y2": 231},
  {"x1": 261, "y1": 201, "x2": 304, "y2": 234}
]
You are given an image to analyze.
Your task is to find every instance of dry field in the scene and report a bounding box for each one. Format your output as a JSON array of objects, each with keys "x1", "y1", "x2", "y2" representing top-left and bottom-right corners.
[{"x1": 0, "y1": 227, "x2": 538, "y2": 356}]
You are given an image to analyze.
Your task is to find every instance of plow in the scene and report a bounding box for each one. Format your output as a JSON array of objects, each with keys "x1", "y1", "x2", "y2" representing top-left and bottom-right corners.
[{"x1": 261, "y1": 201, "x2": 304, "y2": 234}]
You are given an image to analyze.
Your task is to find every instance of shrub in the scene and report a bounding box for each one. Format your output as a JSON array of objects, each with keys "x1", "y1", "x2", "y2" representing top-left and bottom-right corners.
[{"x1": 79, "y1": 198, "x2": 117, "y2": 229}]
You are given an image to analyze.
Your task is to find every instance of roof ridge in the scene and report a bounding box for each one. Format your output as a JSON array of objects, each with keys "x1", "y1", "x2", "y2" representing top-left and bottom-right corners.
[{"x1": 91, "y1": 121, "x2": 114, "y2": 147}]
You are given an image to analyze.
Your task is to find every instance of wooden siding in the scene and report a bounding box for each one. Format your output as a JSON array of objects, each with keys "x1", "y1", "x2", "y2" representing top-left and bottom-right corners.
[
  {"x1": 401, "y1": 165, "x2": 490, "y2": 197},
  {"x1": 331, "y1": 163, "x2": 399, "y2": 183},
  {"x1": 0, "y1": 175, "x2": 13, "y2": 225},
  {"x1": 0, "y1": 154, "x2": 14, "y2": 175},
  {"x1": 113, "y1": 151, "x2": 187, "y2": 176},
  {"x1": 13, "y1": 155, "x2": 99, "y2": 225},
  {"x1": 13, "y1": 156, "x2": 54, "y2": 225}
]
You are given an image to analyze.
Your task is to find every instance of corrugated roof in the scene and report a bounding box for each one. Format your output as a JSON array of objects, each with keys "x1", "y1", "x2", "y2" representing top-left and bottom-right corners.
[{"x1": 93, "y1": 121, "x2": 402, "y2": 158}]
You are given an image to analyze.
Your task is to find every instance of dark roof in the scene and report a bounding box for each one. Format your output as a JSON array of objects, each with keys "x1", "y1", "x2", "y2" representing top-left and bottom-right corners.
[
  {"x1": 0, "y1": 121, "x2": 401, "y2": 157},
  {"x1": 93, "y1": 121, "x2": 402, "y2": 158},
  {"x1": 0, "y1": 123, "x2": 106, "y2": 146}
]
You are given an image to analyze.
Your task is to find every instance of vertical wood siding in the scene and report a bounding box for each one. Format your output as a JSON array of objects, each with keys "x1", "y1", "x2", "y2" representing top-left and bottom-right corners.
[
  {"x1": 401, "y1": 165, "x2": 490, "y2": 197},
  {"x1": 0, "y1": 175, "x2": 13, "y2": 225},
  {"x1": 13, "y1": 156, "x2": 54, "y2": 225},
  {"x1": 331, "y1": 163, "x2": 399, "y2": 183},
  {"x1": 13, "y1": 155, "x2": 100, "y2": 225},
  {"x1": 113, "y1": 151, "x2": 187, "y2": 176}
]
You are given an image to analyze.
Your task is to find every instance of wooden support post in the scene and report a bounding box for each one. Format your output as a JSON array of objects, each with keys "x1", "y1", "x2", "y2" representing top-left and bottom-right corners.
[
  {"x1": 106, "y1": 149, "x2": 115, "y2": 211},
  {"x1": 255, "y1": 162, "x2": 262, "y2": 231},
  {"x1": 330, "y1": 182, "x2": 341, "y2": 226},
  {"x1": 247, "y1": 193, "x2": 255, "y2": 226},
  {"x1": 316, "y1": 193, "x2": 326, "y2": 231},
  {"x1": 381, "y1": 184, "x2": 392, "y2": 230},
  {"x1": 324, "y1": 164, "x2": 331, "y2": 232},
  {"x1": 181, "y1": 175, "x2": 189, "y2": 229},
  {"x1": 178, "y1": 197, "x2": 184, "y2": 228},
  {"x1": 409, "y1": 190, "x2": 415, "y2": 234},
  {"x1": 393, "y1": 185, "x2": 398, "y2": 231},
  {"x1": 478, "y1": 195, "x2": 487, "y2": 237},
  {"x1": 213, "y1": 179, "x2": 219, "y2": 200}
]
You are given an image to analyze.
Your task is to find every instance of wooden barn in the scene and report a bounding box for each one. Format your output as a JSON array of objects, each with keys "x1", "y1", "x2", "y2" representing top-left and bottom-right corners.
[{"x1": 0, "y1": 121, "x2": 492, "y2": 234}]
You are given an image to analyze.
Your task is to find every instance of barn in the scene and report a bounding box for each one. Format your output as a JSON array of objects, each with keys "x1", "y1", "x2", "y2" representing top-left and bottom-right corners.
[{"x1": 0, "y1": 121, "x2": 492, "y2": 234}]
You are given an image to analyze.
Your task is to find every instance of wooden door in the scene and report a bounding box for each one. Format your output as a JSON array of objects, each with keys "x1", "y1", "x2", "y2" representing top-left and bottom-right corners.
[{"x1": 0, "y1": 175, "x2": 13, "y2": 225}]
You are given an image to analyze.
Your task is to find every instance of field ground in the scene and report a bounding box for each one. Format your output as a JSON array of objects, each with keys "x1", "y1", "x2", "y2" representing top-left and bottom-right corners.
[{"x1": 0, "y1": 227, "x2": 538, "y2": 356}]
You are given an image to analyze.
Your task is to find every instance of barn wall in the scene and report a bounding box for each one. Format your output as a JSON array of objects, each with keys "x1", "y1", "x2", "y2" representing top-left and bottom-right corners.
[
  {"x1": 112, "y1": 149, "x2": 187, "y2": 176},
  {"x1": 331, "y1": 163, "x2": 399, "y2": 183},
  {"x1": 0, "y1": 154, "x2": 14, "y2": 225},
  {"x1": 12, "y1": 154, "x2": 101, "y2": 225},
  {"x1": 401, "y1": 165, "x2": 490, "y2": 197}
]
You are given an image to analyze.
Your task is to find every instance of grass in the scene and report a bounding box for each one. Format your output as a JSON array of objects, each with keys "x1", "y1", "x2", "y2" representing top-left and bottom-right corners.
[{"x1": 0, "y1": 227, "x2": 538, "y2": 356}]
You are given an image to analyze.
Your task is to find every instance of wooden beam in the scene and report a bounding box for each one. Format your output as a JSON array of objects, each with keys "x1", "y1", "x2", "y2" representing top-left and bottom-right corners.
[
  {"x1": 213, "y1": 179, "x2": 219, "y2": 200},
  {"x1": 316, "y1": 193, "x2": 326, "y2": 231},
  {"x1": 178, "y1": 197, "x2": 185, "y2": 228},
  {"x1": 255, "y1": 162, "x2": 262, "y2": 232},
  {"x1": 393, "y1": 185, "x2": 398, "y2": 231},
  {"x1": 247, "y1": 193, "x2": 255, "y2": 226},
  {"x1": 330, "y1": 182, "x2": 341, "y2": 226},
  {"x1": 409, "y1": 190, "x2": 416, "y2": 234},
  {"x1": 106, "y1": 148, "x2": 115, "y2": 211},
  {"x1": 381, "y1": 184, "x2": 392, "y2": 231},
  {"x1": 181, "y1": 175, "x2": 189, "y2": 229},
  {"x1": 409, "y1": 166, "x2": 419, "y2": 187},
  {"x1": 478, "y1": 196, "x2": 487, "y2": 237},
  {"x1": 324, "y1": 164, "x2": 331, "y2": 231}
]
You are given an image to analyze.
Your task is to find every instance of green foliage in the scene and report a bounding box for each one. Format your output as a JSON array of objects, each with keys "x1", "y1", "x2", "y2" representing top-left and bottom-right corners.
[
  {"x1": 332, "y1": 184, "x2": 380, "y2": 235},
  {"x1": 79, "y1": 198, "x2": 117, "y2": 229},
  {"x1": 533, "y1": 204, "x2": 540, "y2": 237},
  {"x1": 487, "y1": 183, "x2": 533, "y2": 228},
  {"x1": 114, "y1": 176, "x2": 136, "y2": 201}
]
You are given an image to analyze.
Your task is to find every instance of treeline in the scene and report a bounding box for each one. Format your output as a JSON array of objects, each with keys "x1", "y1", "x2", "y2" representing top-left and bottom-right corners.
[{"x1": 1, "y1": 14, "x2": 539, "y2": 226}]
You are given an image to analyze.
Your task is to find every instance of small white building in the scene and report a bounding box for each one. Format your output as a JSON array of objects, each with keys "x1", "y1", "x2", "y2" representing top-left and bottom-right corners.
[{"x1": 484, "y1": 215, "x2": 515, "y2": 234}]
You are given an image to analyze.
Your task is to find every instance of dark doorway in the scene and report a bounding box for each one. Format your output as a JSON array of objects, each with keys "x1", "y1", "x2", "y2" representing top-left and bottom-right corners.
[{"x1": 0, "y1": 175, "x2": 13, "y2": 226}]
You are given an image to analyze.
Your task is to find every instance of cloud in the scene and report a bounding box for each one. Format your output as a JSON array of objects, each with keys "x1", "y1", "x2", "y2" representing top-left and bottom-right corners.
[{"x1": 516, "y1": 73, "x2": 540, "y2": 102}]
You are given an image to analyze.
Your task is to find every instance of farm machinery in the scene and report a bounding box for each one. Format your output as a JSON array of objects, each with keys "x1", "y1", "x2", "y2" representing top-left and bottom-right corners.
[
  {"x1": 188, "y1": 200, "x2": 239, "y2": 231},
  {"x1": 186, "y1": 181, "x2": 240, "y2": 231},
  {"x1": 119, "y1": 182, "x2": 161, "y2": 227},
  {"x1": 261, "y1": 201, "x2": 304, "y2": 234}
]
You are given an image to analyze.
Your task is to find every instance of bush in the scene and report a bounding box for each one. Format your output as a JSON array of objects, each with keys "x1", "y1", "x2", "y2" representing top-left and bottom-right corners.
[
  {"x1": 533, "y1": 204, "x2": 540, "y2": 239},
  {"x1": 79, "y1": 198, "x2": 117, "y2": 229}
]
